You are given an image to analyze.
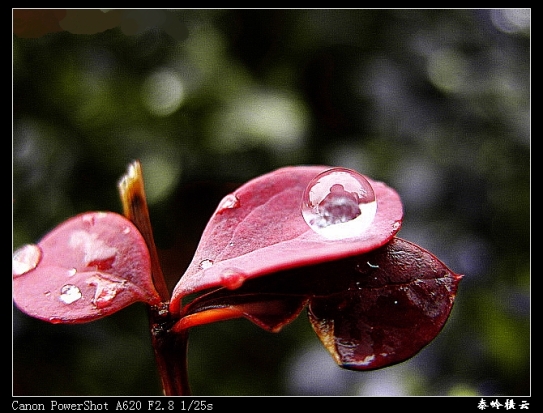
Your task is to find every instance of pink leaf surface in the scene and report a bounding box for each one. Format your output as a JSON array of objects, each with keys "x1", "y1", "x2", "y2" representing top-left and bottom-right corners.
[
  {"x1": 171, "y1": 166, "x2": 403, "y2": 314},
  {"x1": 12, "y1": 212, "x2": 161, "y2": 323}
]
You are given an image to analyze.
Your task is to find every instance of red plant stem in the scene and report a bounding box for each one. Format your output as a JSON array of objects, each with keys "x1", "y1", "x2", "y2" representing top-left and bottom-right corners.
[
  {"x1": 152, "y1": 330, "x2": 191, "y2": 395},
  {"x1": 149, "y1": 304, "x2": 191, "y2": 395},
  {"x1": 118, "y1": 160, "x2": 191, "y2": 395}
]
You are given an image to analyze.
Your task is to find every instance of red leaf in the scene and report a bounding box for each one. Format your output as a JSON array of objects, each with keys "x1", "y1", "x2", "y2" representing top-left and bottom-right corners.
[
  {"x1": 170, "y1": 166, "x2": 403, "y2": 314},
  {"x1": 307, "y1": 237, "x2": 463, "y2": 370},
  {"x1": 12, "y1": 212, "x2": 161, "y2": 323}
]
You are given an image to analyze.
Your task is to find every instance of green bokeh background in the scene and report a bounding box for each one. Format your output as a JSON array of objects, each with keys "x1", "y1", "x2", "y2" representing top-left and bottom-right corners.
[{"x1": 13, "y1": 9, "x2": 530, "y2": 396}]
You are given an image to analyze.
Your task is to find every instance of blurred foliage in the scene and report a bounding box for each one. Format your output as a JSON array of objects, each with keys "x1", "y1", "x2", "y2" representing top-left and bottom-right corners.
[{"x1": 12, "y1": 9, "x2": 529, "y2": 396}]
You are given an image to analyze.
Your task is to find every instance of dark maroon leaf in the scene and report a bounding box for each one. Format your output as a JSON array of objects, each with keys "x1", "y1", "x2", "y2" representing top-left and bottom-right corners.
[
  {"x1": 12, "y1": 212, "x2": 161, "y2": 323},
  {"x1": 170, "y1": 166, "x2": 403, "y2": 314},
  {"x1": 307, "y1": 237, "x2": 463, "y2": 370},
  {"x1": 170, "y1": 236, "x2": 461, "y2": 373},
  {"x1": 166, "y1": 235, "x2": 462, "y2": 369}
]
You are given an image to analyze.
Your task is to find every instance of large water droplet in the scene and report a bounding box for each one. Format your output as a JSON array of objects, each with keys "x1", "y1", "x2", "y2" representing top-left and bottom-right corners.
[
  {"x1": 12, "y1": 244, "x2": 42, "y2": 277},
  {"x1": 301, "y1": 168, "x2": 377, "y2": 240},
  {"x1": 59, "y1": 284, "x2": 82, "y2": 304}
]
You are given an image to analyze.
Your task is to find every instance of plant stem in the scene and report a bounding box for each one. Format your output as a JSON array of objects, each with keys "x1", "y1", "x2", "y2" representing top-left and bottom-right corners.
[
  {"x1": 118, "y1": 160, "x2": 191, "y2": 395},
  {"x1": 149, "y1": 304, "x2": 192, "y2": 395}
]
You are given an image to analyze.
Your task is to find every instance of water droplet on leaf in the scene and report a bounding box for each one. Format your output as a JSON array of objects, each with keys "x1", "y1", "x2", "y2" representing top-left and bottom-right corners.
[
  {"x1": 216, "y1": 193, "x2": 240, "y2": 213},
  {"x1": 59, "y1": 284, "x2": 82, "y2": 304},
  {"x1": 301, "y1": 168, "x2": 377, "y2": 240},
  {"x1": 220, "y1": 268, "x2": 246, "y2": 290},
  {"x1": 12, "y1": 244, "x2": 42, "y2": 277},
  {"x1": 199, "y1": 259, "x2": 214, "y2": 270}
]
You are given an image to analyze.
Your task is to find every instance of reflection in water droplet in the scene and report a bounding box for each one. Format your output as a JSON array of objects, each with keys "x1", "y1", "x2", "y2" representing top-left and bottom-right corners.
[
  {"x1": 67, "y1": 268, "x2": 77, "y2": 276},
  {"x1": 69, "y1": 230, "x2": 118, "y2": 269},
  {"x1": 220, "y1": 268, "x2": 246, "y2": 290},
  {"x1": 199, "y1": 259, "x2": 214, "y2": 270},
  {"x1": 12, "y1": 244, "x2": 42, "y2": 277},
  {"x1": 59, "y1": 284, "x2": 82, "y2": 304},
  {"x1": 216, "y1": 194, "x2": 240, "y2": 213},
  {"x1": 301, "y1": 168, "x2": 377, "y2": 240}
]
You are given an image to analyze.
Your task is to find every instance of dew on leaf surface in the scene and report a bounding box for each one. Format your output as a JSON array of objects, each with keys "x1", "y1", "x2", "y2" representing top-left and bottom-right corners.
[
  {"x1": 199, "y1": 259, "x2": 214, "y2": 270},
  {"x1": 220, "y1": 268, "x2": 247, "y2": 290},
  {"x1": 12, "y1": 244, "x2": 42, "y2": 277},
  {"x1": 216, "y1": 193, "x2": 240, "y2": 213},
  {"x1": 59, "y1": 284, "x2": 82, "y2": 304},
  {"x1": 301, "y1": 168, "x2": 377, "y2": 240}
]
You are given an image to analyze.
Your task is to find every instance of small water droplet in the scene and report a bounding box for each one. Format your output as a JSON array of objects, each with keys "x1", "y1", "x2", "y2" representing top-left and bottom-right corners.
[
  {"x1": 220, "y1": 268, "x2": 246, "y2": 290},
  {"x1": 199, "y1": 259, "x2": 214, "y2": 270},
  {"x1": 367, "y1": 261, "x2": 379, "y2": 269},
  {"x1": 67, "y1": 268, "x2": 77, "y2": 276},
  {"x1": 12, "y1": 244, "x2": 42, "y2": 277},
  {"x1": 301, "y1": 168, "x2": 377, "y2": 240},
  {"x1": 216, "y1": 194, "x2": 240, "y2": 213},
  {"x1": 122, "y1": 226, "x2": 131, "y2": 234},
  {"x1": 59, "y1": 284, "x2": 82, "y2": 304}
]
